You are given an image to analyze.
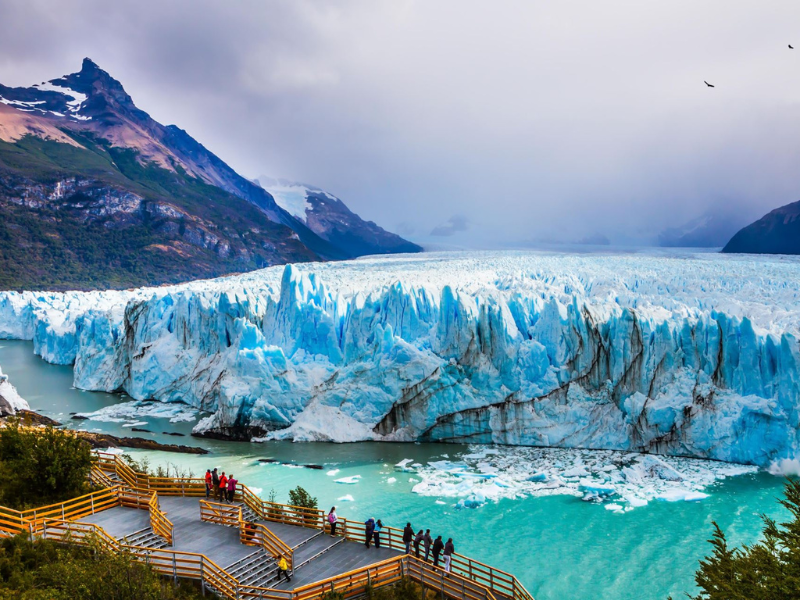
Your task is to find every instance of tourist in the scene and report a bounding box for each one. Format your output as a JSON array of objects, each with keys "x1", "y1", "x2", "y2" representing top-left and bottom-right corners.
[
  {"x1": 364, "y1": 517, "x2": 375, "y2": 548},
  {"x1": 277, "y1": 555, "x2": 292, "y2": 582},
  {"x1": 432, "y1": 535, "x2": 444, "y2": 567},
  {"x1": 414, "y1": 530, "x2": 424, "y2": 558},
  {"x1": 373, "y1": 519, "x2": 383, "y2": 549},
  {"x1": 443, "y1": 538, "x2": 455, "y2": 574},
  {"x1": 403, "y1": 522, "x2": 414, "y2": 554},
  {"x1": 423, "y1": 530, "x2": 433, "y2": 561},
  {"x1": 204, "y1": 469, "x2": 212, "y2": 499},
  {"x1": 227, "y1": 474, "x2": 238, "y2": 503},
  {"x1": 211, "y1": 468, "x2": 220, "y2": 499},
  {"x1": 218, "y1": 472, "x2": 228, "y2": 502},
  {"x1": 328, "y1": 506, "x2": 338, "y2": 536}
]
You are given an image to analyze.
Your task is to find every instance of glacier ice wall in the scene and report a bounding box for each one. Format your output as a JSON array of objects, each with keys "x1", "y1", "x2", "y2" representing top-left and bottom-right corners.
[{"x1": 1, "y1": 251, "x2": 799, "y2": 465}]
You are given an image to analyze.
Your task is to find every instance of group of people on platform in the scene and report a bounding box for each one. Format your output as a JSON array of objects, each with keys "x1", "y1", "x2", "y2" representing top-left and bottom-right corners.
[
  {"x1": 327, "y1": 507, "x2": 456, "y2": 574},
  {"x1": 204, "y1": 468, "x2": 238, "y2": 503}
]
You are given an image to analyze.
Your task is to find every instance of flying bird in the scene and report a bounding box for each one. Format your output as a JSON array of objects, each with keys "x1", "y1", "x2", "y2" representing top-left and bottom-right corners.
[
  {"x1": 704, "y1": 81, "x2": 715, "y2": 88},
  {"x1": 790, "y1": 44, "x2": 794, "y2": 49}
]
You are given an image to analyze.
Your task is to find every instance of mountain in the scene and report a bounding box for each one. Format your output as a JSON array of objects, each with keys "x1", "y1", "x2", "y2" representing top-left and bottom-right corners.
[
  {"x1": 722, "y1": 200, "x2": 800, "y2": 255},
  {"x1": 658, "y1": 210, "x2": 753, "y2": 248},
  {"x1": 0, "y1": 59, "x2": 419, "y2": 290},
  {"x1": 255, "y1": 177, "x2": 421, "y2": 257}
]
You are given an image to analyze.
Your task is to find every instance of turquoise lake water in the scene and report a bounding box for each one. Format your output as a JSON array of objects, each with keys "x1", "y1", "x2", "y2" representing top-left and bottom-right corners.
[{"x1": 0, "y1": 340, "x2": 789, "y2": 600}]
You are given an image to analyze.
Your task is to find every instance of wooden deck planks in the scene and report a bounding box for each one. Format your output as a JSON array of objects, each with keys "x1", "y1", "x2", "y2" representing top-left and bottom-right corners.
[{"x1": 77, "y1": 505, "x2": 150, "y2": 539}]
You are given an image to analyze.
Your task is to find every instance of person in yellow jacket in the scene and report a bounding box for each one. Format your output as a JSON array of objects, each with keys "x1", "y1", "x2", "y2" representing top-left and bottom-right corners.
[{"x1": 278, "y1": 556, "x2": 292, "y2": 582}]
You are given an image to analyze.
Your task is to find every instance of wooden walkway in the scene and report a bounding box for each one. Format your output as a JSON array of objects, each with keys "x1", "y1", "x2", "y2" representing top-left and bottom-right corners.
[
  {"x1": 0, "y1": 453, "x2": 533, "y2": 600},
  {"x1": 79, "y1": 496, "x2": 402, "y2": 587}
]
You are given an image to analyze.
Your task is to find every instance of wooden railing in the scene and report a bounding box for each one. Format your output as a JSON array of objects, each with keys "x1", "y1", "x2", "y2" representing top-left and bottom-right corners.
[
  {"x1": 199, "y1": 500, "x2": 242, "y2": 527},
  {"x1": 149, "y1": 492, "x2": 174, "y2": 545},
  {"x1": 0, "y1": 505, "x2": 29, "y2": 537},
  {"x1": 240, "y1": 521, "x2": 294, "y2": 570},
  {"x1": 40, "y1": 519, "x2": 120, "y2": 553}
]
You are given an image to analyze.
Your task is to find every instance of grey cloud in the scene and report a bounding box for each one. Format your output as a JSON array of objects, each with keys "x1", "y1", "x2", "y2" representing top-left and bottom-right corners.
[
  {"x1": 430, "y1": 215, "x2": 470, "y2": 237},
  {"x1": 2, "y1": 1, "x2": 800, "y2": 247}
]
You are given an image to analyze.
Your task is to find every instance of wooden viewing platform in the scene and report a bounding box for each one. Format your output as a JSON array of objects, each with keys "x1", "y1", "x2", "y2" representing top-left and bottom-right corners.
[{"x1": 0, "y1": 452, "x2": 535, "y2": 600}]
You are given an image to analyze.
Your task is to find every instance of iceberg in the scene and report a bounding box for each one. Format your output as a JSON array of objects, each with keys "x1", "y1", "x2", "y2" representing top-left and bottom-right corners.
[
  {"x1": 0, "y1": 365, "x2": 29, "y2": 415},
  {"x1": 1, "y1": 250, "x2": 799, "y2": 466}
]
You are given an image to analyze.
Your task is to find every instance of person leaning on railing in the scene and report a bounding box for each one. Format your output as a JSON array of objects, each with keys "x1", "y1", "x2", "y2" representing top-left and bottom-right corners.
[
  {"x1": 403, "y1": 522, "x2": 414, "y2": 554},
  {"x1": 327, "y1": 506, "x2": 338, "y2": 537},
  {"x1": 227, "y1": 474, "x2": 238, "y2": 503},
  {"x1": 212, "y1": 468, "x2": 220, "y2": 499},
  {"x1": 443, "y1": 538, "x2": 455, "y2": 575},
  {"x1": 205, "y1": 470, "x2": 212, "y2": 499}
]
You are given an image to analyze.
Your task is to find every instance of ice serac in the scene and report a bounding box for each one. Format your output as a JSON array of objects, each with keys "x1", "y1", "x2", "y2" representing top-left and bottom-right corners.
[
  {"x1": 1, "y1": 251, "x2": 799, "y2": 466},
  {"x1": 0, "y1": 365, "x2": 29, "y2": 416}
]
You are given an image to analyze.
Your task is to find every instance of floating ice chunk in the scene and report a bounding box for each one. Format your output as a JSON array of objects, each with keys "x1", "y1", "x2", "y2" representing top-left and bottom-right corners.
[
  {"x1": 337, "y1": 495, "x2": 354, "y2": 502},
  {"x1": 121, "y1": 421, "x2": 148, "y2": 428},
  {"x1": 395, "y1": 459, "x2": 415, "y2": 472},
  {"x1": 579, "y1": 479, "x2": 615, "y2": 496},
  {"x1": 387, "y1": 477, "x2": 397, "y2": 484},
  {"x1": 326, "y1": 469, "x2": 340, "y2": 476},
  {"x1": 435, "y1": 500, "x2": 446, "y2": 505},
  {"x1": 526, "y1": 473, "x2": 548, "y2": 482},
  {"x1": 657, "y1": 489, "x2": 708, "y2": 502},
  {"x1": 605, "y1": 503, "x2": 624, "y2": 512},
  {"x1": 562, "y1": 466, "x2": 590, "y2": 478},
  {"x1": 335, "y1": 475, "x2": 361, "y2": 484}
]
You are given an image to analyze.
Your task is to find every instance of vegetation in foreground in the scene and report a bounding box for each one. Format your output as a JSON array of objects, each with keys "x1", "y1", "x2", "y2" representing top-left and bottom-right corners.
[
  {"x1": 0, "y1": 421, "x2": 93, "y2": 510},
  {"x1": 676, "y1": 479, "x2": 800, "y2": 599},
  {"x1": 0, "y1": 535, "x2": 203, "y2": 600}
]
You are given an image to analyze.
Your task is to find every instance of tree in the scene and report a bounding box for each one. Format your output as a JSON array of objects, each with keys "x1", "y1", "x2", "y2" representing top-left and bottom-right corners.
[
  {"x1": 0, "y1": 421, "x2": 93, "y2": 509},
  {"x1": 677, "y1": 479, "x2": 800, "y2": 600},
  {"x1": 288, "y1": 486, "x2": 318, "y2": 511}
]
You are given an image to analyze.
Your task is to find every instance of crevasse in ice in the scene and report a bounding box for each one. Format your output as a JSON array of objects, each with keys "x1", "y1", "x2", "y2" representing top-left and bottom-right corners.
[{"x1": 1, "y1": 251, "x2": 799, "y2": 466}]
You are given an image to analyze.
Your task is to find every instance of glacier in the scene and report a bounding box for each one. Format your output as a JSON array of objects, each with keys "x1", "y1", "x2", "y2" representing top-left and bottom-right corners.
[{"x1": 1, "y1": 250, "x2": 799, "y2": 466}]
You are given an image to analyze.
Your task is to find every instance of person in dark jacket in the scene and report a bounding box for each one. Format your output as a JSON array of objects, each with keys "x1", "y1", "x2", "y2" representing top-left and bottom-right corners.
[
  {"x1": 402, "y1": 523, "x2": 414, "y2": 554},
  {"x1": 211, "y1": 468, "x2": 220, "y2": 500},
  {"x1": 413, "y1": 530, "x2": 424, "y2": 558},
  {"x1": 432, "y1": 535, "x2": 444, "y2": 567},
  {"x1": 423, "y1": 530, "x2": 433, "y2": 561},
  {"x1": 443, "y1": 538, "x2": 455, "y2": 574},
  {"x1": 373, "y1": 519, "x2": 383, "y2": 548},
  {"x1": 365, "y1": 517, "x2": 375, "y2": 548}
]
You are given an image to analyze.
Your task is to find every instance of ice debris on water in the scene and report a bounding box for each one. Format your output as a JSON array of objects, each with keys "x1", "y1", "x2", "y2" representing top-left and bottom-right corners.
[
  {"x1": 337, "y1": 495, "x2": 354, "y2": 502},
  {"x1": 410, "y1": 445, "x2": 756, "y2": 511},
  {"x1": 73, "y1": 400, "x2": 197, "y2": 423}
]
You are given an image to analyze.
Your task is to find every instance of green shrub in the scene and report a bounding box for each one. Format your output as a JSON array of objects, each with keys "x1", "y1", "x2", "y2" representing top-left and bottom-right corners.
[
  {"x1": 0, "y1": 422, "x2": 93, "y2": 509},
  {"x1": 0, "y1": 534, "x2": 203, "y2": 599},
  {"x1": 676, "y1": 479, "x2": 800, "y2": 599}
]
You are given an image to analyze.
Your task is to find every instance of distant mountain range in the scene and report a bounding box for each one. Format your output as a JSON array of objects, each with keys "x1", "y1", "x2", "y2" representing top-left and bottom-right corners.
[
  {"x1": 723, "y1": 199, "x2": 800, "y2": 255},
  {"x1": 0, "y1": 58, "x2": 419, "y2": 290},
  {"x1": 658, "y1": 210, "x2": 754, "y2": 248}
]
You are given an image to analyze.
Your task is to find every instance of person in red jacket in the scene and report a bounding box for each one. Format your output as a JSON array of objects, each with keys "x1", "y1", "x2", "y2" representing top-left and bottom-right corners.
[
  {"x1": 218, "y1": 472, "x2": 228, "y2": 502},
  {"x1": 204, "y1": 469, "x2": 212, "y2": 499}
]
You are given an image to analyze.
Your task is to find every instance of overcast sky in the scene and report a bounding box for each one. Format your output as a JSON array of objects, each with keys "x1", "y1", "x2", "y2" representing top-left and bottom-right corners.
[{"x1": 2, "y1": 1, "x2": 800, "y2": 246}]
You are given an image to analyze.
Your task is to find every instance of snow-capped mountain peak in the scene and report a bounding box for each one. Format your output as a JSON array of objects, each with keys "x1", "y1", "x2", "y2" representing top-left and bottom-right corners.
[{"x1": 255, "y1": 175, "x2": 421, "y2": 257}]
